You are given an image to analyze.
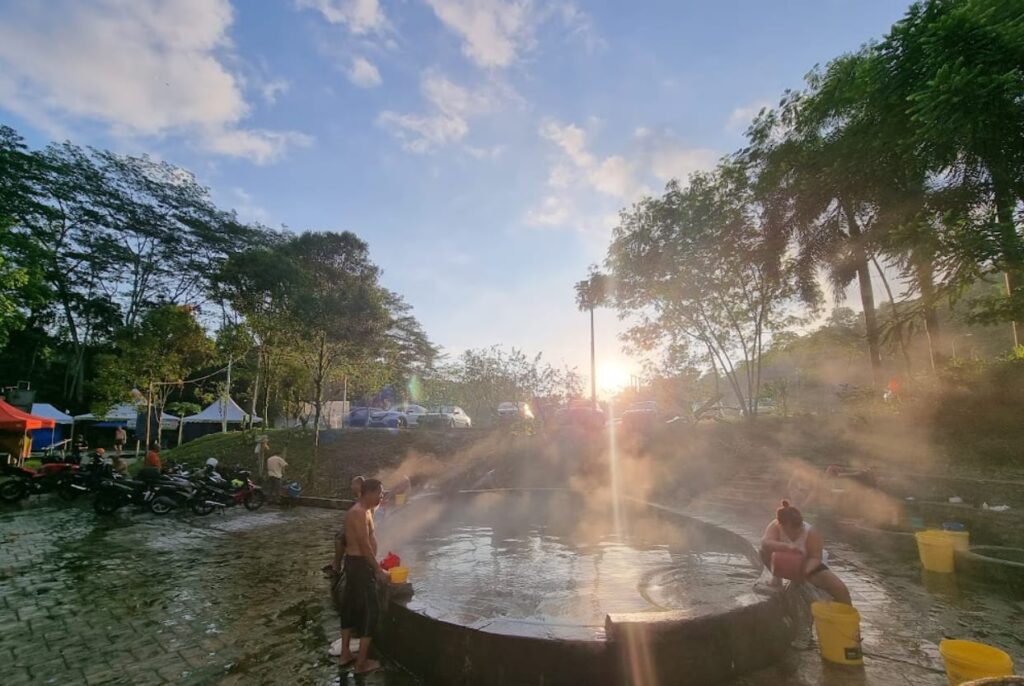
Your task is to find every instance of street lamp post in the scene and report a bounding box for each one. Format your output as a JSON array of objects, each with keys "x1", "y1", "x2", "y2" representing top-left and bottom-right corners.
[{"x1": 575, "y1": 271, "x2": 610, "y2": 413}]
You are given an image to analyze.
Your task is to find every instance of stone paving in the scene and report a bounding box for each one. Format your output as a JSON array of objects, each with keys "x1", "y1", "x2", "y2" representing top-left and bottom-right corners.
[
  {"x1": 1, "y1": 487, "x2": 1023, "y2": 685},
  {"x1": 0, "y1": 498, "x2": 417, "y2": 686},
  {"x1": 687, "y1": 470, "x2": 1024, "y2": 686}
]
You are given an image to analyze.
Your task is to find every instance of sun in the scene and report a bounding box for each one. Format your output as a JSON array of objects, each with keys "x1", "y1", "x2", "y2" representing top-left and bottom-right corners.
[{"x1": 597, "y1": 362, "x2": 631, "y2": 397}]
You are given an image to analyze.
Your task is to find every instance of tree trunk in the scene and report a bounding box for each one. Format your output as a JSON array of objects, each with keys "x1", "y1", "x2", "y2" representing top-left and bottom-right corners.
[
  {"x1": 871, "y1": 256, "x2": 914, "y2": 378},
  {"x1": 249, "y1": 351, "x2": 261, "y2": 430},
  {"x1": 845, "y1": 206, "x2": 883, "y2": 387},
  {"x1": 914, "y1": 252, "x2": 943, "y2": 372},
  {"x1": 994, "y1": 179, "x2": 1023, "y2": 348},
  {"x1": 313, "y1": 335, "x2": 325, "y2": 447}
]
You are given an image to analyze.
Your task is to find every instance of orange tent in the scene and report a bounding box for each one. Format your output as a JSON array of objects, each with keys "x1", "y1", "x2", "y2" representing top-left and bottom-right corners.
[{"x1": 0, "y1": 398, "x2": 56, "y2": 431}]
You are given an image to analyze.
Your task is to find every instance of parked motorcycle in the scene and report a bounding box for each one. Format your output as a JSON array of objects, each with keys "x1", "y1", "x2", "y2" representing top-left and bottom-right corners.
[
  {"x1": 92, "y1": 477, "x2": 155, "y2": 515},
  {"x1": 189, "y1": 468, "x2": 265, "y2": 515},
  {"x1": 57, "y1": 452, "x2": 114, "y2": 501},
  {"x1": 147, "y1": 471, "x2": 198, "y2": 515},
  {"x1": 0, "y1": 462, "x2": 77, "y2": 502}
]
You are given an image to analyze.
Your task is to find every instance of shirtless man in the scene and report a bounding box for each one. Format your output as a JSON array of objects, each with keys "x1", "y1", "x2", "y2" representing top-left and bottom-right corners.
[{"x1": 338, "y1": 478, "x2": 384, "y2": 674}]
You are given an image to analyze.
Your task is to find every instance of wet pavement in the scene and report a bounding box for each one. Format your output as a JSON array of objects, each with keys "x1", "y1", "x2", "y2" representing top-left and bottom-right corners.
[
  {"x1": 2, "y1": 487, "x2": 1023, "y2": 685},
  {"x1": 0, "y1": 499, "x2": 418, "y2": 686},
  {"x1": 688, "y1": 472, "x2": 1024, "y2": 685}
]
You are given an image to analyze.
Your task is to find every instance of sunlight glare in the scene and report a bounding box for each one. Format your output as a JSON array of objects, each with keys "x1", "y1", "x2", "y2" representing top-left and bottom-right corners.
[{"x1": 598, "y1": 362, "x2": 631, "y2": 397}]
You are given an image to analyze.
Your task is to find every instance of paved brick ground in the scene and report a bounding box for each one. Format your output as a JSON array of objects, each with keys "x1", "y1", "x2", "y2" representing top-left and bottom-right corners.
[
  {"x1": 1, "y1": 487, "x2": 1022, "y2": 685},
  {"x1": 0, "y1": 499, "x2": 416, "y2": 685},
  {"x1": 688, "y1": 468, "x2": 1024, "y2": 686}
]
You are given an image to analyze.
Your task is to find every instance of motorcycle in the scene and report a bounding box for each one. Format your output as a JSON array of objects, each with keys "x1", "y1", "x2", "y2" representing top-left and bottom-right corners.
[
  {"x1": 92, "y1": 477, "x2": 156, "y2": 515},
  {"x1": 189, "y1": 469, "x2": 265, "y2": 515},
  {"x1": 57, "y1": 453, "x2": 114, "y2": 501},
  {"x1": 0, "y1": 462, "x2": 77, "y2": 502},
  {"x1": 146, "y1": 470, "x2": 198, "y2": 515}
]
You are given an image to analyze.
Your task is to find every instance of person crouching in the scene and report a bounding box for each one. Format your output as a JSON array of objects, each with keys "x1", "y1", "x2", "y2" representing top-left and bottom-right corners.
[{"x1": 760, "y1": 499, "x2": 852, "y2": 605}]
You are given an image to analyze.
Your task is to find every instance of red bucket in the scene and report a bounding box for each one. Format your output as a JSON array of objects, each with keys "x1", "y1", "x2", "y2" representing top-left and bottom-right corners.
[{"x1": 771, "y1": 550, "x2": 805, "y2": 581}]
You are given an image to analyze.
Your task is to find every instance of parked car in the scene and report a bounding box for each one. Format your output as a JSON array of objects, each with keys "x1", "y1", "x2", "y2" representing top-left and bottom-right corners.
[
  {"x1": 345, "y1": 407, "x2": 371, "y2": 427},
  {"x1": 367, "y1": 408, "x2": 406, "y2": 428},
  {"x1": 418, "y1": 405, "x2": 472, "y2": 429},
  {"x1": 397, "y1": 404, "x2": 428, "y2": 427},
  {"x1": 621, "y1": 400, "x2": 659, "y2": 429},
  {"x1": 551, "y1": 406, "x2": 605, "y2": 432},
  {"x1": 367, "y1": 404, "x2": 426, "y2": 429},
  {"x1": 497, "y1": 401, "x2": 534, "y2": 422}
]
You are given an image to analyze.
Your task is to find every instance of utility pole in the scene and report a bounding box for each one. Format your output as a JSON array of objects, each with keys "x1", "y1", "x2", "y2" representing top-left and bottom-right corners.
[
  {"x1": 590, "y1": 305, "x2": 597, "y2": 411},
  {"x1": 222, "y1": 355, "x2": 232, "y2": 433}
]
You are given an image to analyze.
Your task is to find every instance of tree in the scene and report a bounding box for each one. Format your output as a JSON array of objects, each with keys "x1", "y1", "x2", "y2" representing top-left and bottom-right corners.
[
  {"x1": 283, "y1": 231, "x2": 392, "y2": 446},
  {"x1": 574, "y1": 270, "x2": 611, "y2": 410},
  {"x1": 91, "y1": 304, "x2": 214, "y2": 412},
  {"x1": 606, "y1": 162, "x2": 811, "y2": 418},
  {"x1": 2, "y1": 127, "x2": 270, "y2": 404},
  {"x1": 890, "y1": 0, "x2": 1024, "y2": 346},
  {"x1": 421, "y1": 346, "x2": 582, "y2": 424},
  {"x1": 214, "y1": 244, "x2": 297, "y2": 428},
  {"x1": 747, "y1": 62, "x2": 892, "y2": 387}
]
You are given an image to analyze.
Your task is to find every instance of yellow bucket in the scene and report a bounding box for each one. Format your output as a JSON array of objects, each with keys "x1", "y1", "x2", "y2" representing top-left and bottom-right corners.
[
  {"x1": 917, "y1": 530, "x2": 955, "y2": 573},
  {"x1": 388, "y1": 566, "x2": 409, "y2": 584},
  {"x1": 939, "y1": 639, "x2": 1014, "y2": 685},
  {"x1": 942, "y1": 530, "x2": 970, "y2": 553},
  {"x1": 394, "y1": 493, "x2": 408, "y2": 506},
  {"x1": 811, "y1": 601, "x2": 863, "y2": 665}
]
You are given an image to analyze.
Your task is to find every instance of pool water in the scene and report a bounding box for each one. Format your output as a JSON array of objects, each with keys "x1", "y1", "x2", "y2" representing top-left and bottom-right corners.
[{"x1": 377, "y1": 490, "x2": 761, "y2": 639}]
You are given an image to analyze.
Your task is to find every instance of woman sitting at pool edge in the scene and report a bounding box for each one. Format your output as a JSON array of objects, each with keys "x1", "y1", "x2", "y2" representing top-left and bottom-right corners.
[{"x1": 760, "y1": 500, "x2": 852, "y2": 605}]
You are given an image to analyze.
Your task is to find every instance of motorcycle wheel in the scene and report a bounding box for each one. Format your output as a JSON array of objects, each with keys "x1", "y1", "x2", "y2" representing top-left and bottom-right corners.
[
  {"x1": 57, "y1": 483, "x2": 80, "y2": 502},
  {"x1": 150, "y1": 496, "x2": 176, "y2": 515},
  {"x1": 0, "y1": 480, "x2": 26, "y2": 502},
  {"x1": 190, "y1": 499, "x2": 216, "y2": 516},
  {"x1": 93, "y1": 493, "x2": 122, "y2": 515},
  {"x1": 243, "y1": 489, "x2": 265, "y2": 511}
]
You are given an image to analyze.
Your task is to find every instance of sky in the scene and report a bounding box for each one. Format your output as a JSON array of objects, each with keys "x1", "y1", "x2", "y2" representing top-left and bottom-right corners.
[{"x1": 0, "y1": 0, "x2": 914, "y2": 392}]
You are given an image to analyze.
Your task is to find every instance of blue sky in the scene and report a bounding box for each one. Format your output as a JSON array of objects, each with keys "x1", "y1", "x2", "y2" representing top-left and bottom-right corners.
[{"x1": 0, "y1": 0, "x2": 912, "y2": 389}]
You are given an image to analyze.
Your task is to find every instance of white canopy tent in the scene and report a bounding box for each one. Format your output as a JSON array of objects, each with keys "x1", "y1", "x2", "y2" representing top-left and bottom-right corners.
[
  {"x1": 73, "y1": 402, "x2": 180, "y2": 430},
  {"x1": 182, "y1": 397, "x2": 260, "y2": 425},
  {"x1": 181, "y1": 397, "x2": 260, "y2": 442}
]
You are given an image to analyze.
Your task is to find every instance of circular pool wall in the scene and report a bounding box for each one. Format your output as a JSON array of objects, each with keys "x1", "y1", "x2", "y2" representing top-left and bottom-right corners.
[{"x1": 375, "y1": 489, "x2": 792, "y2": 685}]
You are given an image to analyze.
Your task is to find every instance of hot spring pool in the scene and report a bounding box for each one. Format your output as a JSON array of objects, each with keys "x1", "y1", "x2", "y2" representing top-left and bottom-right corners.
[{"x1": 377, "y1": 489, "x2": 762, "y2": 640}]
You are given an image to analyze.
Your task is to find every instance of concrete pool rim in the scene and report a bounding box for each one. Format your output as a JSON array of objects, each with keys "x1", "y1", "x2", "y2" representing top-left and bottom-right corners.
[{"x1": 375, "y1": 488, "x2": 794, "y2": 685}]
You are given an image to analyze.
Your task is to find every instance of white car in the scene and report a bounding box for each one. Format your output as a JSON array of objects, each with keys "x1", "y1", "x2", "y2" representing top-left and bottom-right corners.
[
  {"x1": 420, "y1": 405, "x2": 472, "y2": 429},
  {"x1": 398, "y1": 404, "x2": 427, "y2": 427}
]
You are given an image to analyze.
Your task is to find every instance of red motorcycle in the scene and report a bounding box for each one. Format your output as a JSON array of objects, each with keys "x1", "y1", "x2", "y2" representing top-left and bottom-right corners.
[
  {"x1": 0, "y1": 462, "x2": 77, "y2": 502},
  {"x1": 189, "y1": 468, "x2": 265, "y2": 515}
]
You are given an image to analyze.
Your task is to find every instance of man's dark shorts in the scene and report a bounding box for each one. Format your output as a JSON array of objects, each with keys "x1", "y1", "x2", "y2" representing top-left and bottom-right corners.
[{"x1": 339, "y1": 556, "x2": 379, "y2": 638}]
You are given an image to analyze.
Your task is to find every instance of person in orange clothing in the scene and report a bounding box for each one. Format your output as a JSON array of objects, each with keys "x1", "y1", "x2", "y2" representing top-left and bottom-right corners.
[{"x1": 137, "y1": 442, "x2": 162, "y2": 480}]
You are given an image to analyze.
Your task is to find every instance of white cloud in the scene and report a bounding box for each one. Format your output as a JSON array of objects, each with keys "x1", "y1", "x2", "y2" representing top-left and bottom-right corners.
[
  {"x1": 230, "y1": 187, "x2": 271, "y2": 224},
  {"x1": 0, "y1": 0, "x2": 309, "y2": 164},
  {"x1": 295, "y1": 0, "x2": 389, "y2": 34},
  {"x1": 377, "y1": 71, "x2": 509, "y2": 153},
  {"x1": 539, "y1": 119, "x2": 642, "y2": 199},
  {"x1": 526, "y1": 120, "x2": 718, "y2": 235},
  {"x1": 260, "y1": 78, "x2": 290, "y2": 104},
  {"x1": 348, "y1": 56, "x2": 382, "y2": 87},
  {"x1": 634, "y1": 128, "x2": 718, "y2": 184},
  {"x1": 425, "y1": 0, "x2": 531, "y2": 68},
  {"x1": 726, "y1": 99, "x2": 772, "y2": 133},
  {"x1": 589, "y1": 155, "x2": 640, "y2": 198},
  {"x1": 539, "y1": 120, "x2": 594, "y2": 168},
  {"x1": 466, "y1": 144, "x2": 505, "y2": 159},
  {"x1": 426, "y1": 0, "x2": 600, "y2": 68},
  {"x1": 204, "y1": 129, "x2": 313, "y2": 165}
]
